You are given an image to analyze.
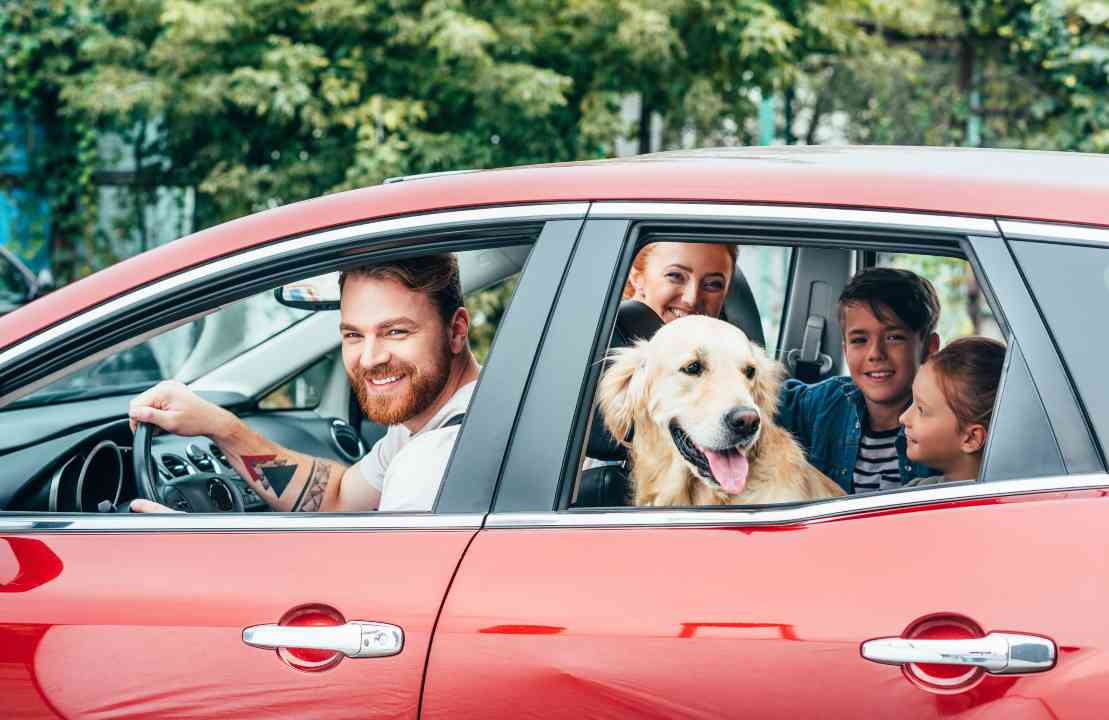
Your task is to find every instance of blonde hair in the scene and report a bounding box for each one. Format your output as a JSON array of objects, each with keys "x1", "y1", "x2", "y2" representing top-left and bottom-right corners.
[{"x1": 622, "y1": 243, "x2": 739, "y2": 300}]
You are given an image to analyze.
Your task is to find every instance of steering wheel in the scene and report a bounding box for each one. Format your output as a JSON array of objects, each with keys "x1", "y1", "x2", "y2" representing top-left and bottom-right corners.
[{"x1": 132, "y1": 421, "x2": 245, "y2": 512}]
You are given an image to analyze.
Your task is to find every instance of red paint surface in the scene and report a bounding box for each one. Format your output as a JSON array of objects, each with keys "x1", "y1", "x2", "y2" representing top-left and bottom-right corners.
[
  {"x1": 423, "y1": 491, "x2": 1109, "y2": 718},
  {"x1": 0, "y1": 529, "x2": 474, "y2": 719},
  {"x1": 3, "y1": 146, "x2": 1107, "y2": 352}
]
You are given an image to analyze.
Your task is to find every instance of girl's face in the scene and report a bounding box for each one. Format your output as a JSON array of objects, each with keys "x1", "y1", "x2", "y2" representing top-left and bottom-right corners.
[
  {"x1": 899, "y1": 363, "x2": 985, "y2": 475},
  {"x1": 628, "y1": 243, "x2": 733, "y2": 323}
]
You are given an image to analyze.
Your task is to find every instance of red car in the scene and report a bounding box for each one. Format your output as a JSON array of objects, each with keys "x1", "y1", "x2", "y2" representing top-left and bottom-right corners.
[{"x1": 1, "y1": 146, "x2": 1108, "y2": 718}]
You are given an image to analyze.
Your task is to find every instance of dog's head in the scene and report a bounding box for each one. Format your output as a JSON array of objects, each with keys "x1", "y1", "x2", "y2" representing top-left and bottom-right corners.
[{"x1": 598, "y1": 315, "x2": 782, "y2": 496}]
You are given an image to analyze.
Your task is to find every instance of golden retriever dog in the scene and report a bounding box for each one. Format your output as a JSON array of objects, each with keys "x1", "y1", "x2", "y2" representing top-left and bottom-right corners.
[{"x1": 598, "y1": 315, "x2": 845, "y2": 506}]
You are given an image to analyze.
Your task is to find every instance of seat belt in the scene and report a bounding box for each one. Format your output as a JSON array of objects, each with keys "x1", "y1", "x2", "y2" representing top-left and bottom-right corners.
[
  {"x1": 787, "y1": 315, "x2": 834, "y2": 383},
  {"x1": 441, "y1": 413, "x2": 466, "y2": 429}
]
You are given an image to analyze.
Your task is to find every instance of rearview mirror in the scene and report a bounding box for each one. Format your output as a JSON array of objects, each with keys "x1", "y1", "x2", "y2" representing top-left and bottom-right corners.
[{"x1": 274, "y1": 272, "x2": 341, "y2": 310}]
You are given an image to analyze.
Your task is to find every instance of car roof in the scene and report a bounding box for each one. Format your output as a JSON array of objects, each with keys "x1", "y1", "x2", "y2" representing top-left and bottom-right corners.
[{"x1": 3, "y1": 145, "x2": 1107, "y2": 352}]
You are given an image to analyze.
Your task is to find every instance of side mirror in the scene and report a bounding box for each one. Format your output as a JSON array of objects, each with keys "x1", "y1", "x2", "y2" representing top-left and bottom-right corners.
[{"x1": 274, "y1": 272, "x2": 341, "y2": 310}]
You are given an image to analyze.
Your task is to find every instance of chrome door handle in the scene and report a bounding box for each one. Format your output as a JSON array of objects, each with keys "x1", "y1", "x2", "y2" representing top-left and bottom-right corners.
[
  {"x1": 242, "y1": 621, "x2": 403, "y2": 658},
  {"x1": 861, "y1": 632, "x2": 1055, "y2": 675}
]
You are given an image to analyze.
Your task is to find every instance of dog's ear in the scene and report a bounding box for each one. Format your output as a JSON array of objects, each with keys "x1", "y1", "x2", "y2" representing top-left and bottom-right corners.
[
  {"x1": 597, "y1": 340, "x2": 649, "y2": 445},
  {"x1": 750, "y1": 342, "x2": 785, "y2": 416}
]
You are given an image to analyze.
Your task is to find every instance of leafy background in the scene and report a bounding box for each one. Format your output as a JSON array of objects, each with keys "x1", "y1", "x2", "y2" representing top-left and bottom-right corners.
[{"x1": 1, "y1": 0, "x2": 1105, "y2": 357}]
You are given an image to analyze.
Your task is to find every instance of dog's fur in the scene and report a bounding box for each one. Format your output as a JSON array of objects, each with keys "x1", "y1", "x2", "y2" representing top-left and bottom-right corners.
[{"x1": 598, "y1": 315, "x2": 845, "y2": 506}]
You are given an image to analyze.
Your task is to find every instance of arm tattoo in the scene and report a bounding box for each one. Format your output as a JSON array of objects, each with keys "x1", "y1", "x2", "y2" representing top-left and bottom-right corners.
[
  {"x1": 239, "y1": 454, "x2": 298, "y2": 497},
  {"x1": 292, "y1": 461, "x2": 331, "y2": 512}
]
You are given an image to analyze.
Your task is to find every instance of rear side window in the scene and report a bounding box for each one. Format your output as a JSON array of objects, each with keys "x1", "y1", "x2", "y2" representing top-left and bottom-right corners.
[{"x1": 1011, "y1": 240, "x2": 1109, "y2": 455}]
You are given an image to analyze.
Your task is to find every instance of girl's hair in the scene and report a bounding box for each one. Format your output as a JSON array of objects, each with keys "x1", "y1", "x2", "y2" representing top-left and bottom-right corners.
[
  {"x1": 621, "y1": 242, "x2": 739, "y2": 300},
  {"x1": 928, "y1": 336, "x2": 1007, "y2": 430}
]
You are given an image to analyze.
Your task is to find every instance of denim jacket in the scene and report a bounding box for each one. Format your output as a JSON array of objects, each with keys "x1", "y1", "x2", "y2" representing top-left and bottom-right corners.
[{"x1": 777, "y1": 376, "x2": 937, "y2": 494}]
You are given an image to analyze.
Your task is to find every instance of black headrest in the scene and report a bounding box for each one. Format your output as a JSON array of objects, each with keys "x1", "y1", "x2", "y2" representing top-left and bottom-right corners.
[
  {"x1": 610, "y1": 299, "x2": 665, "y2": 348},
  {"x1": 723, "y1": 264, "x2": 766, "y2": 347},
  {"x1": 586, "y1": 300, "x2": 664, "y2": 461}
]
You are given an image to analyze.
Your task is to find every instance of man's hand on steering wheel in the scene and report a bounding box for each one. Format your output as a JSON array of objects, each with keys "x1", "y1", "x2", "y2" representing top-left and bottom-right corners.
[
  {"x1": 128, "y1": 380, "x2": 235, "y2": 438},
  {"x1": 128, "y1": 380, "x2": 245, "y2": 514},
  {"x1": 128, "y1": 498, "x2": 179, "y2": 513}
]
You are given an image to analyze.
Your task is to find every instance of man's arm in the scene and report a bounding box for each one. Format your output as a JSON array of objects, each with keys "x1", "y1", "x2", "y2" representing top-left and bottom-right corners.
[{"x1": 129, "y1": 380, "x2": 378, "y2": 512}]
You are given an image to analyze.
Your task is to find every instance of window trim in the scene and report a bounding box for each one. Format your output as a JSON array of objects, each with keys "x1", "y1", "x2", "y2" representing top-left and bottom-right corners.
[
  {"x1": 485, "y1": 473, "x2": 1109, "y2": 528},
  {"x1": 0, "y1": 512, "x2": 485, "y2": 533},
  {"x1": 999, "y1": 220, "x2": 1109, "y2": 247},
  {"x1": 591, "y1": 202, "x2": 1000, "y2": 236}
]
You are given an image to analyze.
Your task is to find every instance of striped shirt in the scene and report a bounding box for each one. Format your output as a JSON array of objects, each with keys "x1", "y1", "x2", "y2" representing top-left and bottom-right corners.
[{"x1": 853, "y1": 426, "x2": 904, "y2": 493}]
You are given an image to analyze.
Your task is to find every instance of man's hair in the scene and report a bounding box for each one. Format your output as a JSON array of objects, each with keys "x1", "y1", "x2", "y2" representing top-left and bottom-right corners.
[
  {"x1": 838, "y1": 267, "x2": 940, "y2": 340},
  {"x1": 338, "y1": 253, "x2": 463, "y2": 326}
]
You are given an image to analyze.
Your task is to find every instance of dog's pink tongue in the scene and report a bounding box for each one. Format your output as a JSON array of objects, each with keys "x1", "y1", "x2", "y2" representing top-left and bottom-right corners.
[{"x1": 704, "y1": 448, "x2": 749, "y2": 494}]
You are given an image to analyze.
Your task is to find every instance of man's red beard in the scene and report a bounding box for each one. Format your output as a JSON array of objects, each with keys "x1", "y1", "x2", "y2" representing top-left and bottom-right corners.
[{"x1": 348, "y1": 344, "x2": 452, "y2": 426}]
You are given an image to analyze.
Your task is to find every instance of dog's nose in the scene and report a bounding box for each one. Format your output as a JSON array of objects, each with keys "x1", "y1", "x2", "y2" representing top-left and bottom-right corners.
[{"x1": 725, "y1": 407, "x2": 760, "y2": 437}]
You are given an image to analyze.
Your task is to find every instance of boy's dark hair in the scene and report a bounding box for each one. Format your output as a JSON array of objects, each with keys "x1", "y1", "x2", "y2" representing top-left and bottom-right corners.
[
  {"x1": 338, "y1": 254, "x2": 463, "y2": 326},
  {"x1": 837, "y1": 267, "x2": 940, "y2": 340}
]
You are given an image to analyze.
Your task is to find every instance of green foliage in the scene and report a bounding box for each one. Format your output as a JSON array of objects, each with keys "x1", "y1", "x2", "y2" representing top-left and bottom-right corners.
[
  {"x1": 466, "y1": 275, "x2": 518, "y2": 363},
  {"x1": 1, "y1": 0, "x2": 1105, "y2": 284}
]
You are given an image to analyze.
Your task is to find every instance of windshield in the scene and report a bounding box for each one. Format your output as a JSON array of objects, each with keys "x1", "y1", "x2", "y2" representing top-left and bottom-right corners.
[{"x1": 15, "y1": 289, "x2": 311, "y2": 407}]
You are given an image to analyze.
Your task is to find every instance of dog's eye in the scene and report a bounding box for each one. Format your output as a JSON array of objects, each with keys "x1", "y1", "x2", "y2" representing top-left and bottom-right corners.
[
  {"x1": 680, "y1": 360, "x2": 703, "y2": 376},
  {"x1": 744, "y1": 365, "x2": 756, "y2": 380}
]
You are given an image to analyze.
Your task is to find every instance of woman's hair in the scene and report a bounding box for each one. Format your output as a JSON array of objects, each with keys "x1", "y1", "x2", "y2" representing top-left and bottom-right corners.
[
  {"x1": 622, "y1": 242, "x2": 738, "y2": 300},
  {"x1": 928, "y1": 336, "x2": 1007, "y2": 430}
]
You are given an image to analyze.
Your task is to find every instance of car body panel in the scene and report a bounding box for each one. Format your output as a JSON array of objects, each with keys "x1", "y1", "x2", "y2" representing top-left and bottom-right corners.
[
  {"x1": 425, "y1": 490, "x2": 1109, "y2": 718},
  {"x1": 4, "y1": 147, "x2": 1108, "y2": 355},
  {"x1": 0, "y1": 528, "x2": 476, "y2": 719}
]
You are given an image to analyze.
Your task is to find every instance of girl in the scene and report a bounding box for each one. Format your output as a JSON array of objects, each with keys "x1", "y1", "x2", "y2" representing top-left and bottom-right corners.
[{"x1": 899, "y1": 336, "x2": 1007, "y2": 482}]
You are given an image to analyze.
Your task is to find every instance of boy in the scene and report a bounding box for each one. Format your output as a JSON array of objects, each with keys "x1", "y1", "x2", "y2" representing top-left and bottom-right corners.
[{"x1": 778, "y1": 267, "x2": 941, "y2": 494}]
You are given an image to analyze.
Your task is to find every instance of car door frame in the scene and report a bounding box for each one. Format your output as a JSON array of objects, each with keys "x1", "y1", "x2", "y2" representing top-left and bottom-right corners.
[
  {"x1": 0, "y1": 203, "x2": 587, "y2": 720},
  {"x1": 423, "y1": 202, "x2": 1109, "y2": 720},
  {"x1": 490, "y1": 201, "x2": 1107, "y2": 516}
]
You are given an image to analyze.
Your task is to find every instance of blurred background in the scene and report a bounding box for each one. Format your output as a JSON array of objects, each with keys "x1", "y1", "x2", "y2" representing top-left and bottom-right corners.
[{"x1": 1, "y1": 0, "x2": 1105, "y2": 353}]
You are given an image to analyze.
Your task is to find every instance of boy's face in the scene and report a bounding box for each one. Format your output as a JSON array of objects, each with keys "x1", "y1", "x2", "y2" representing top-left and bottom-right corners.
[{"x1": 842, "y1": 301, "x2": 932, "y2": 414}]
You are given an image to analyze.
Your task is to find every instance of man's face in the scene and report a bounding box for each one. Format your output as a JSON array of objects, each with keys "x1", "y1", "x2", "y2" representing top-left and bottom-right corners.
[
  {"x1": 842, "y1": 301, "x2": 928, "y2": 412},
  {"x1": 340, "y1": 276, "x2": 454, "y2": 426}
]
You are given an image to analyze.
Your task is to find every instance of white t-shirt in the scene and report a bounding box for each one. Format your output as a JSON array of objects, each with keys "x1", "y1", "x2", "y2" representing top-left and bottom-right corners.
[{"x1": 354, "y1": 381, "x2": 476, "y2": 512}]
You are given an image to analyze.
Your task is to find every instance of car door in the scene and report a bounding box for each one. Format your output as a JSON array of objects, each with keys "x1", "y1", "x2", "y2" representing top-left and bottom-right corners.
[
  {"x1": 0, "y1": 208, "x2": 586, "y2": 719},
  {"x1": 421, "y1": 206, "x2": 1109, "y2": 718}
]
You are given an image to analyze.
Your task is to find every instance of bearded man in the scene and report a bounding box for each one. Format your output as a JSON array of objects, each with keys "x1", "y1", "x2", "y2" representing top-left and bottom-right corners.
[{"x1": 127, "y1": 254, "x2": 480, "y2": 512}]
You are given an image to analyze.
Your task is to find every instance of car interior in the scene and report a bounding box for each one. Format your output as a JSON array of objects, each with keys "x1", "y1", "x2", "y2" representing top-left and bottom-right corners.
[{"x1": 0, "y1": 244, "x2": 532, "y2": 514}]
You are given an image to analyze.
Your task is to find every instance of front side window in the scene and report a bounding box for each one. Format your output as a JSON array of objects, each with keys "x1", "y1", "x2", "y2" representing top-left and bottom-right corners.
[
  {"x1": 13, "y1": 290, "x2": 311, "y2": 408},
  {"x1": 2, "y1": 239, "x2": 536, "y2": 516}
]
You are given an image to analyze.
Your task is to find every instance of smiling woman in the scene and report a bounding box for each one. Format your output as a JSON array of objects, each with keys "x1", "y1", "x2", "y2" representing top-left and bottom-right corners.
[{"x1": 622, "y1": 242, "x2": 737, "y2": 323}]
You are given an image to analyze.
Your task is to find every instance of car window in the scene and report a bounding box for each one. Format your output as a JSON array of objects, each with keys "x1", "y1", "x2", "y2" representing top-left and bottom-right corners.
[
  {"x1": 738, "y1": 245, "x2": 792, "y2": 356},
  {"x1": 0, "y1": 250, "x2": 29, "y2": 311},
  {"x1": 12, "y1": 289, "x2": 311, "y2": 408},
  {"x1": 1010, "y1": 239, "x2": 1109, "y2": 456},
  {"x1": 575, "y1": 238, "x2": 1017, "y2": 509},
  {"x1": 258, "y1": 351, "x2": 339, "y2": 410},
  {"x1": 874, "y1": 252, "x2": 1003, "y2": 343},
  {"x1": 2, "y1": 234, "x2": 545, "y2": 517}
]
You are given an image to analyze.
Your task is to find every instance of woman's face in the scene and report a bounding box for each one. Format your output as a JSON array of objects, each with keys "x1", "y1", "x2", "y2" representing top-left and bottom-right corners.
[{"x1": 628, "y1": 243, "x2": 733, "y2": 323}]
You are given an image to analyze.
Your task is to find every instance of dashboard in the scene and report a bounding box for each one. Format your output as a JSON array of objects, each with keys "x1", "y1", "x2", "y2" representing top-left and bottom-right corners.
[{"x1": 1, "y1": 392, "x2": 366, "y2": 513}]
